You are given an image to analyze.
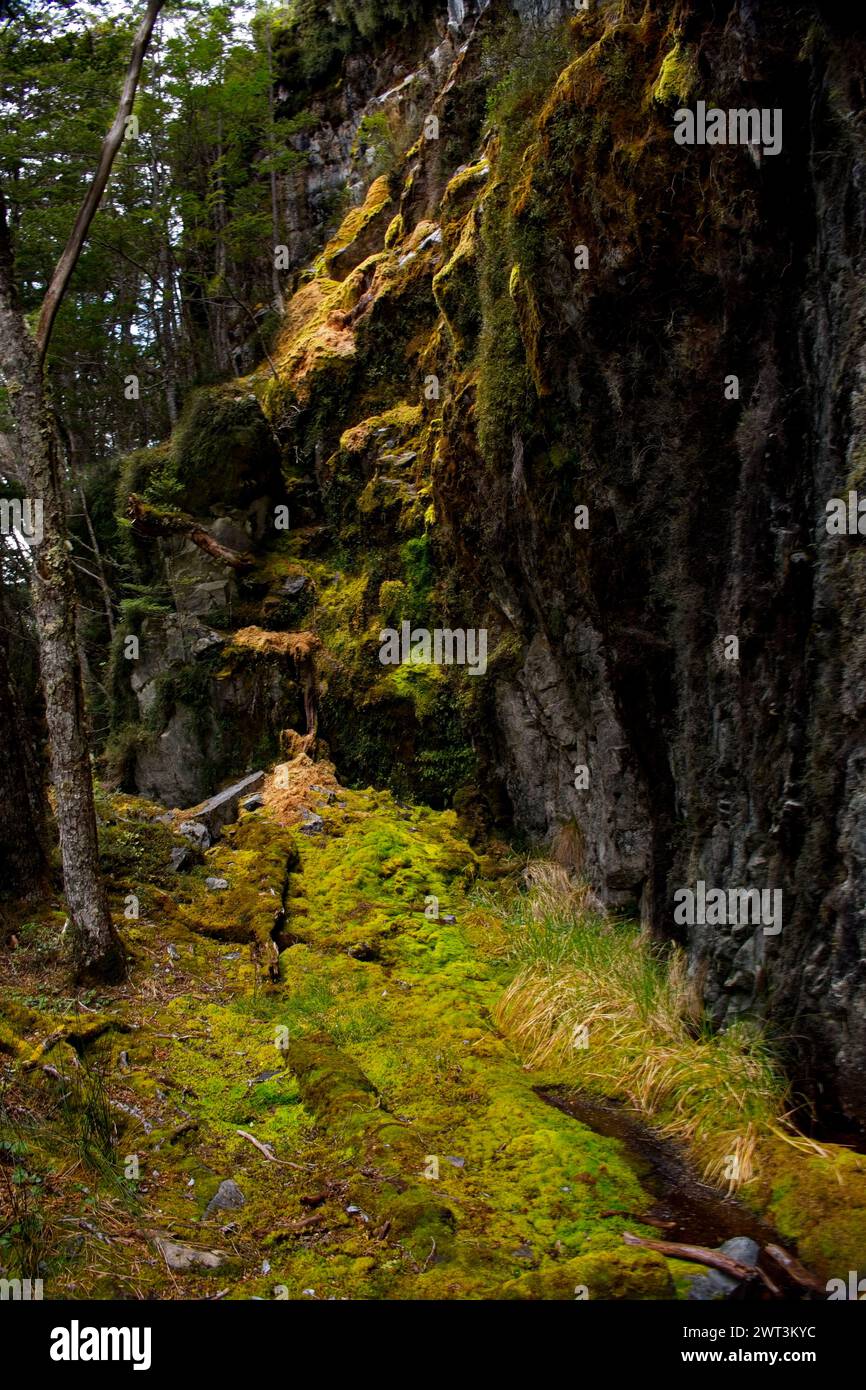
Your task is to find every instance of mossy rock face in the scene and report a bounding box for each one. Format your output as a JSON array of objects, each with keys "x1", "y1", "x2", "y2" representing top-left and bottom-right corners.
[
  {"x1": 169, "y1": 388, "x2": 282, "y2": 515},
  {"x1": 432, "y1": 210, "x2": 481, "y2": 357}
]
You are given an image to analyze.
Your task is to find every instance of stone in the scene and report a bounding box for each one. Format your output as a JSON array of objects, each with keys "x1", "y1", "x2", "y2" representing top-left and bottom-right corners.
[
  {"x1": 177, "y1": 578, "x2": 233, "y2": 617},
  {"x1": 205, "y1": 877, "x2": 229, "y2": 891},
  {"x1": 153, "y1": 1236, "x2": 226, "y2": 1272},
  {"x1": 687, "y1": 1237, "x2": 760, "y2": 1301},
  {"x1": 178, "y1": 820, "x2": 211, "y2": 850},
  {"x1": 170, "y1": 846, "x2": 196, "y2": 872},
  {"x1": 211, "y1": 517, "x2": 251, "y2": 553},
  {"x1": 310, "y1": 785, "x2": 336, "y2": 804},
  {"x1": 136, "y1": 710, "x2": 216, "y2": 810},
  {"x1": 204, "y1": 1179, "x2": 246, "y2": 1219},
  {"x1": 191, "y1": 630, "x2": 224, "y2": 657},
  {"x1": 299, "y1": 811, "x2": 325, "y2": 836},
  {"x1": 181, "y1": 771, "x2": 266, "y2": 842}
]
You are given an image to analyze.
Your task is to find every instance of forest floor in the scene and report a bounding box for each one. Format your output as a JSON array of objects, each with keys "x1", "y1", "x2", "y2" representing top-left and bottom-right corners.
[{"x1": 1, "y1": 755, "x2": 865, "y2": 1300}]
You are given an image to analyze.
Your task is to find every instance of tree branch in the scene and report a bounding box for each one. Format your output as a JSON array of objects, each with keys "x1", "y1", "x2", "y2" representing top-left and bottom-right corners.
[
  {"x1": 126, "y1": 494, "x2": 256, "y2": 571},
  {"x1": 34, "y1": 0, "x2": 166, "y2": 365}
]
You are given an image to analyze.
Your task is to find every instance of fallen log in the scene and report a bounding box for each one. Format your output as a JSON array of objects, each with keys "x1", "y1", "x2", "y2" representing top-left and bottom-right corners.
[
  {"x1": 126, "y1": 494, "x2": 256, "y2": 571},
  {"x1": 622, "y1": 1230, "x2": 756, "y2": 1280},
  {"x1": 623, "y1": 1231, "x2": 785, "y2": 1296}
]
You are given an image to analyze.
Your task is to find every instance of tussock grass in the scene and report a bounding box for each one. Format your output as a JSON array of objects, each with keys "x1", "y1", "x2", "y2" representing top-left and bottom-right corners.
[{"x1": 488, "y1": 864, "x2": 789, "y2": 1189}]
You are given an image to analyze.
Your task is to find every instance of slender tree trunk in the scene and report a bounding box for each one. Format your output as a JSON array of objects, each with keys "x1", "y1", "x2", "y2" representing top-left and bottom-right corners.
[
  {"x1": 0, "y1": 0, "x2": 163, "y2": 979},
  {"x1": 211, "y1": 107, "x2": 233, "y2": 375},
  {"x1": 266, "y1": 19, "x2": 285, "y2": 316},
  {"x1": 0, "y1": 211, "x2": 124, "y2": 981}
]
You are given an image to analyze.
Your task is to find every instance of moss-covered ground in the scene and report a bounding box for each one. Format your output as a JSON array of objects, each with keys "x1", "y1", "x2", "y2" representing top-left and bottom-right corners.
[
  {"x1": 0, "y1": 773, "x2": 706, "y2": 1300},
  {"x1": 3, "y1": 769, "x2": 866, "y2": 1298}
]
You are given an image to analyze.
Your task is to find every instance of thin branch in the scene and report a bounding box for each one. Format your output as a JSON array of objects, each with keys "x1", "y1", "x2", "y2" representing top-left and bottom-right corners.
[{"x1": 35, "y1": 0, "x2": 166, "y2": 364}]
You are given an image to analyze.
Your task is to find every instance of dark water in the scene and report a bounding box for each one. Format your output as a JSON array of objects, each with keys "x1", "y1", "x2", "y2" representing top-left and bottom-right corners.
[{"x1": 537, "y1": 1086, "x2": 811, "y2": 1298}]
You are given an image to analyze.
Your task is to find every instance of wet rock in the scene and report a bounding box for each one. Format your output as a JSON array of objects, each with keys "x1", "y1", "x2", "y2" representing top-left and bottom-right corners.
[{"x1": 687, "y1": 1237, "x2": 760, "y2": 1301}]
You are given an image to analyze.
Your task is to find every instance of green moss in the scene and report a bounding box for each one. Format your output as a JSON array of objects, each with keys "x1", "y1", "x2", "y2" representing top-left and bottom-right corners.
[
  {"x1": 169, "y1": 387, "x2": 281, "y2": 514},
  {"x1": 651, "y1": 42, "x2": 697, "y2": 107}
]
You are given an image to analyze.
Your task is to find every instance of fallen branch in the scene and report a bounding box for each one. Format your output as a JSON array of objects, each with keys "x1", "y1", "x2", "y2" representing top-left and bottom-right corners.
[
  {"x1": 126, "y1": 495, "x2": 255, "y2": 571},
  {"x1": 236, "y1": 1128, "x2": 277, "y2": 1161},
  {"x1": 623, "y1": 1231, "x2": 762, "y2": 1284},
  {"x1": 234, "y1": 1126, "x2": 315, "y2": 1170}
]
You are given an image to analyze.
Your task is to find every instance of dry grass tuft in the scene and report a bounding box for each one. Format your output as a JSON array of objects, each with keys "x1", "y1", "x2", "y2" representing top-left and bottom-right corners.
[
  {"x1": 490, "y1": 862, "x2": 790, "y2": 1190},
  {"x1": 230, "y1": 627, "x2": 321, "y2": 662}
]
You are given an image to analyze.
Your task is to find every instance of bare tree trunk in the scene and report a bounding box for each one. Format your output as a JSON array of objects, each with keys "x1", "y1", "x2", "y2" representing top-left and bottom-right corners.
[
  {"x1": 266, "y1": 19, "x2": 285, "y2": 317},
  {"x1": 0, "y1": 235, "x2": 123, "y2": 978},
  {"x1": 0, "y1": 0, "x2": 164, "y2": 981}
]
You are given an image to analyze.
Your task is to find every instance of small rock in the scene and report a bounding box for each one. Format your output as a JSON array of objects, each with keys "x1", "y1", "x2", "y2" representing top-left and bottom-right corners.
[
  {"x1": 281, "y1": 574, "x2": 309, "y2": 597},
  {"x1": 154, "y1": 1236, "x2": 226, "y2": 1272},
  {"x1": 167, "y1": 944, "x2": 179, "y2": 961},
  {"x1": 444, "y1": 1155, "x2": 465, "y2": 1169},
  {"x1": 310, "y1": 785, "x2": 336, "y2": 804},
  {"x1": 205, "y1": 877, "x2": 229, "y2": 891},
  {"x1": 205, "y1": 1179, "x2": 246, "y2": 1219},
  {"x1": 242, "y1": 794, "x2": 264, "y2": 812},
  {"x1": 191, "y1": 630, "x2": 223, "y2": 657},
  {"x1": 687, "y1": 1236, "x2": 760, "y2": 1301},
  {"x1": 179, "y1": 820, "x2": 211, "y2": 850},
  {"x1": 299, "y1": 811, "x2": 324, "y2": 836},
  {"x1": 170, "y1": 846, "x2": 196, "y2": 872},
  {"x1": 441, "y1": 913, "x2": 456, "y2": 924}
]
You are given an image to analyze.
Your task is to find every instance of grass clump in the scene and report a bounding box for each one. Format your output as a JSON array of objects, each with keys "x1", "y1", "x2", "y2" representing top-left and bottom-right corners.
[{"x1": 489, "y1": 864, "x2": 787, "y2": 1190}]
